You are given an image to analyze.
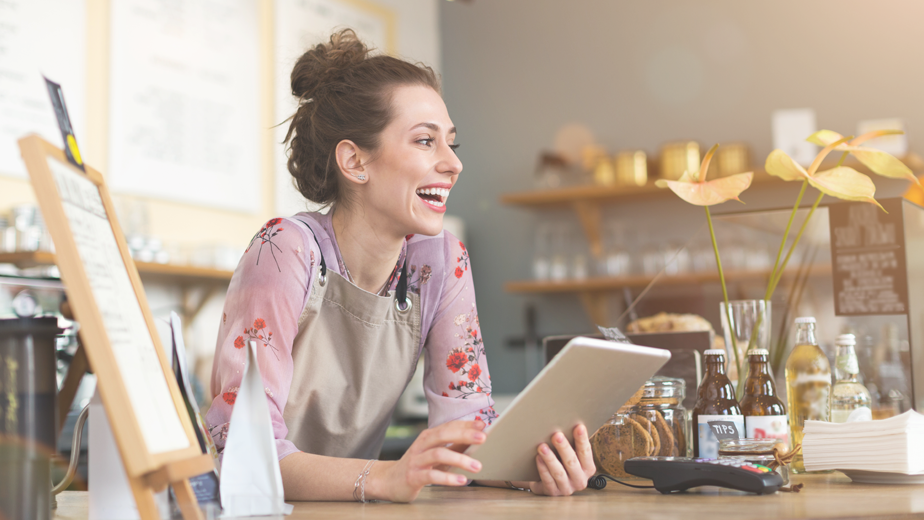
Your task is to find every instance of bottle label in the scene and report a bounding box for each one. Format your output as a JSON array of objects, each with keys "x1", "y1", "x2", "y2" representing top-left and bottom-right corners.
[
  {"x1": 745, "y1": 415, "x2": 789, "y2": 445},
  {"x1": 697, "y1": 415, "x2": 744, "y2": 459}
]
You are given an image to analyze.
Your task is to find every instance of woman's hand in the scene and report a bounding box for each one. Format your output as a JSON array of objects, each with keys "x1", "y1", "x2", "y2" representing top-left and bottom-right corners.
[
  {"x1": 528, "y1": 424, "x2": 596, "y2": 497},
  {"x1": 370, "y1": 419, "x2": 486, "y2": 503}
]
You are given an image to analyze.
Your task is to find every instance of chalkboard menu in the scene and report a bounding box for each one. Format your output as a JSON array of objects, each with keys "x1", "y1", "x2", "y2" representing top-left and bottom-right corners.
[{"x1": 828, "y1": 198, "x2": 908, "y2": 316}]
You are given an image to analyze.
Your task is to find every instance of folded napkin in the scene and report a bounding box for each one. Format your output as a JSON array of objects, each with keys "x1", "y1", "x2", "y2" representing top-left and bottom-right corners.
[{"x1": 802, "y1": 411, "x2": 924, "y2": 474}]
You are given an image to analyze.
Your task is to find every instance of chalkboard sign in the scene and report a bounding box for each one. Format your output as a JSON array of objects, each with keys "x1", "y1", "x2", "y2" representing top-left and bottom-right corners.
[{"x1": 828, "y1": 198, "x2": 909, "y2": 316}]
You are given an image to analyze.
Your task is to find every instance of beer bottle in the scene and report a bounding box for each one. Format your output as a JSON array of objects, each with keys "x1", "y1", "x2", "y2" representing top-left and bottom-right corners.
[
  {"x1": 785, "y1": 317, "x2": 832, "y2": 473},
  {"x1": 740, "y1": 348, "x2": 789, "y2": 444},
  {"x1": 693, "y1": 349, "x2": 744, "y2": 459}
]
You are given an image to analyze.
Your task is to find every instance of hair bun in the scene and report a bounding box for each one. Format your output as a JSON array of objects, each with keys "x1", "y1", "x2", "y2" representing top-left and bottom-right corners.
[{"x1": 290, "y1": 29, "x2": 370, "y2": 100}]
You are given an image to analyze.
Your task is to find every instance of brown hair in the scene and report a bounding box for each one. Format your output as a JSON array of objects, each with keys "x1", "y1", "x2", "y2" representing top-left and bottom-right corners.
[{"x1": 284, "y1": 29, "x2": 441, "y2": 206}]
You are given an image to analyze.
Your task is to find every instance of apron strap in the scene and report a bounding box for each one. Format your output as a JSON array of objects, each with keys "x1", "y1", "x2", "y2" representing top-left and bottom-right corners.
[{"x1": 294, "y1": 218, "x2": 327, "y2": 280}]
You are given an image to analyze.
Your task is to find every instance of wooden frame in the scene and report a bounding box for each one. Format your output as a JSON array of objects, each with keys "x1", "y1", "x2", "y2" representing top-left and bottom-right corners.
[{"x1": 18, "y1": 135, "x2": 210, "y2": 520}]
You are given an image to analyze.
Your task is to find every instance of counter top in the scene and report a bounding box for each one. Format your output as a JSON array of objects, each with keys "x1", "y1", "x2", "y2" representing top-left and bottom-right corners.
[{"x1": 51, "y1": 473, "x2": 924, "y2": 519}]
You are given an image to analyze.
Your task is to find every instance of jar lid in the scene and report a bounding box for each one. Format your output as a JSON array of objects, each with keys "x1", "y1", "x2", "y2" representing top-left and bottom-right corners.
[
  {"x1": 747, "y1": 349, "x2": 769, "y2": 356},
  {"x1": 641, "y1": 376, "x2": 685, "y2": 399},
  {"x1": 794, "y1": 317, "x2": 816, "y2": 324},
  {"x1": 836, "y1": 333, "x2": 856, "y2": 346},
  {"x1": 704, "y1": 349, "x2": 726, "y2": 356}
]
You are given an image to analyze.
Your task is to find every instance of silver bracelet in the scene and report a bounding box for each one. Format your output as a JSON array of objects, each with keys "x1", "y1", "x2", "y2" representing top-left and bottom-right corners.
[{"x1": 353, "y1": 459, "x2": 377, "y2": 503}]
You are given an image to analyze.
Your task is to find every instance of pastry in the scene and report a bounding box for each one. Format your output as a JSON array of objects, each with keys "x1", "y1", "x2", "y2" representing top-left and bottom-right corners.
[
  {"x1": 626, "y1": 312, "x2": 714, "y2": 334},
  {"x1": 629, "y1": 413, "x2": 660, "y2": 456},
  {"x1": 651, "y1": 411, "x2": 675, "y2": 457}
]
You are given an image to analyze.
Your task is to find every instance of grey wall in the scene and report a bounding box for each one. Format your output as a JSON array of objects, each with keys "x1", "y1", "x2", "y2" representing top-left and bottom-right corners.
[{"x1": 439, "y1": 0, "x2": 923, "y2": 393}]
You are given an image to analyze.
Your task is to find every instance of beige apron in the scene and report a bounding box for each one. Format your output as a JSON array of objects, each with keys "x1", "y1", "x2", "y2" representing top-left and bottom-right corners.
[{"x1": 282, "y1": 225, "x2": 421, "y2": 459}]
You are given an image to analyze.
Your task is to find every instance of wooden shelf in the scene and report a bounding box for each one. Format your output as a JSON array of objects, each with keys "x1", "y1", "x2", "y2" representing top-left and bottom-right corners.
[
  {"x1": 501, "y1": 154, "x2": 924, "y2": 208},
  {"x1": 0, "y1": 251, "x2": 233, "y2": 285},
  {"x1": 505, "y1": 264, "x2": 832, "y2": 294}
]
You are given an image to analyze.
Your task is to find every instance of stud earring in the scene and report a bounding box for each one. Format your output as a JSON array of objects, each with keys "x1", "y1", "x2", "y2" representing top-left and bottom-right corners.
[{"x1": 355, "y1": 174, "x2": 366, "y2": 181}]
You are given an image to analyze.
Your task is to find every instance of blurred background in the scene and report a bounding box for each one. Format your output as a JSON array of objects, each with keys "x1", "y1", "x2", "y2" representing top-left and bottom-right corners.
[{"x1": 2, "y1": 0, "x2": 923, "y2": 469}]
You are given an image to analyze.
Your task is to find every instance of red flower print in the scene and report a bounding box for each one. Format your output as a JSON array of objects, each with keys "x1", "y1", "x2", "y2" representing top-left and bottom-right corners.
[
  {"x1": 223, "y1": 392, "x2": 237, "y2": 405},
  {"x1": 442, "y1": 392, "x2": 448, "y2": 397},
  {"x1": 406, "y1": 234, "x2": 415, "y2": 240},
  {"x1": 449, "y1": 382, "x2": 455, "y2": 390},
  {"x1": 233, "y1": 336, "x2": 245, "y2": 349},
  {"x1": 253, "y1": 318, "x2": 266, "y2": 330},
  {"x1": 468, "y1": 364, "x2": 482, "y2": 382},
  {"x1": 459, "y1": 241, "x2": 466, "y2": 251},
  {"x1": 446, "y1": 349, "x2": 467, "y2": 373},
  {"x1": 267, "y1": 218, "x2": 282, "y2": 226},
  {"x1": 454, "y1": 266, "x2": 464, "y2": 278},
  {"x1": 476, "y1": 387, "x2": 482, "y2": 392}
]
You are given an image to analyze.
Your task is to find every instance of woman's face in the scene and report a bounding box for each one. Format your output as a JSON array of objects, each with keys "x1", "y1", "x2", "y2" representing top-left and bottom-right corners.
[{"x1": 358, "y1": 84, "x2": 462, "y2": 238}]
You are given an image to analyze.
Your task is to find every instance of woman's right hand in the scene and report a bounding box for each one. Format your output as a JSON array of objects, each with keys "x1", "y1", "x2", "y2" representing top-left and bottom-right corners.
[{"x1": 370, "y1": 419, "x2": 487, "y2": 503}]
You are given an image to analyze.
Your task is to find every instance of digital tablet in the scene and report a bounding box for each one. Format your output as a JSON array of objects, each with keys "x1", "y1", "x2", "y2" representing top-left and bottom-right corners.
[{"x1": 453, "y1": 336, "x2": 671, "y2": 481}]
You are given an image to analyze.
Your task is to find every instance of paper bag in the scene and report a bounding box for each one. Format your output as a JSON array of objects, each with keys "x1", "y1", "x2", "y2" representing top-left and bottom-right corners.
[{"x1": 220, "y1": 340, "x2": 293, "y2": 516}]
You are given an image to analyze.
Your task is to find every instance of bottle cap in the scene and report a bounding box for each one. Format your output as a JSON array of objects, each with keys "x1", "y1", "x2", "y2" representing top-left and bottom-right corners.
[
  {"x1": 746, "y1": 349, "x2": 769, "y2": 356},
  {"x1": 704, "y1": 349, "x2": 727, "y2": 356},
  {"x1": 836, "y1": 333, "x2": 857, "y2": 346},
  {"x1": 794, "y1": 317, "x2": 816, "y2": 324}
]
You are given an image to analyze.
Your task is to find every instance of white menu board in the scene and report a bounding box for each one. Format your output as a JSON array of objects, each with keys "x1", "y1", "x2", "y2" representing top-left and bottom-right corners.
[
  {"x1": 274, "y1": 0, "x2": 392, "y2": 215},
  {"x1": 48, "y1": 157, "x2": 189, "y2": 454},
  {"x1": 108, "y1": 0, "x2": 260, "y2": 213},
  {"x1": 0, "y1": 0, "x2": 86, "y2": 178}
]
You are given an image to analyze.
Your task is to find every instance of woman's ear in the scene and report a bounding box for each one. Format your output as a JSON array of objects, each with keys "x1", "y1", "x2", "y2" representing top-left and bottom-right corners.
[{"x1": 335, "y1": 140, "x2": 368, "y2": 184}]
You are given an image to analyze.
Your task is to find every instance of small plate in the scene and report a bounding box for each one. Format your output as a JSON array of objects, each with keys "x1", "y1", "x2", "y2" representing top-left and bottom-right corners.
[{"x1": 841, "y1": 470, "x2": 924, "y2": 484}]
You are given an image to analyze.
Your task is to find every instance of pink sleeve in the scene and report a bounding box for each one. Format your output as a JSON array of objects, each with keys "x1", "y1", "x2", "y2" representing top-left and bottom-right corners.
[
  {"x1": 206, "y1": 217, "x2": 316, "y2": 461},
  {"x1": 423, "y1": 236, "x2": 498, "y2": 427}
]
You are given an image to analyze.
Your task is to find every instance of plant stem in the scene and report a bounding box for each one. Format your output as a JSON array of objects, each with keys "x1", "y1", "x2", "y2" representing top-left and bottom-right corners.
[
  {"x1": 706, "y1": 206, "x2": 741, "y2": 380},
  {"x1": 836, "y1": 151, "x2": 849, "y2": 167},
  {"x1": 767, "y1": 191, "x2": 825, "y2": 296},
  {"x1": 765, "y1": 180, "x2": 807, "y2": 301}
]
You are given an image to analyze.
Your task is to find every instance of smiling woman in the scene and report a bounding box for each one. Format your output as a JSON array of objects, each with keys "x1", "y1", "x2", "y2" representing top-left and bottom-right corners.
[{"x1": 205, "y1": 29, "x2": 594, "y2": 504}]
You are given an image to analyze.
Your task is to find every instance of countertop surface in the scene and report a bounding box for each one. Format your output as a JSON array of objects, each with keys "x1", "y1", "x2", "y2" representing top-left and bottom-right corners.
[{"x1": 51, "y1": 473, "x2": 924, "y2": 519}]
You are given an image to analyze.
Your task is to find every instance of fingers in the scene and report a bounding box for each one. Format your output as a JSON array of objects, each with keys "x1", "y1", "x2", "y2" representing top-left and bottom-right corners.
[
  {"x1": 415, "y1": 446, "x2": 482, "y2": 474},
  {"x1": 410, "y1": 420, "x2": 486, "y2": 453},
  {"x1": 535, "y1": 453, "x2": 560, "y2": 496},
  {"x1": 418, "y1": 469, "x2": 470, "y2": 488},
  {"x1": 573, "y1": 424, "x2": 596, "y2": 477},
  {"x1": 537, "y1": 442, "x2": 572, "y2": 495},
  {"x1": 551, "y1": 431, "x2": 585, "y2": 490}
]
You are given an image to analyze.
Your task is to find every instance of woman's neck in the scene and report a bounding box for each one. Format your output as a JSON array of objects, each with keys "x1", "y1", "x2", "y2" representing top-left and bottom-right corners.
[{"x1": 330, "y1": 205, "x2": 404, "y2": 294}]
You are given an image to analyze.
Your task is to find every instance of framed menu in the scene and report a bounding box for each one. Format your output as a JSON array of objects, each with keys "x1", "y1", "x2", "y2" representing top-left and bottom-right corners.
[{"x1": 18, "y1": 135, "x2": 210, "y2": 519}]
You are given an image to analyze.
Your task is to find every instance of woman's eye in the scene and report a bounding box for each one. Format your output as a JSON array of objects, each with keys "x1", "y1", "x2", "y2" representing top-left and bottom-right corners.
[
  {"x1": 417, "y1": 138, "x2": 434, "y2": 147},
  {"x1": 449, "y1": 143, "x2": 460, "y2": 152}
]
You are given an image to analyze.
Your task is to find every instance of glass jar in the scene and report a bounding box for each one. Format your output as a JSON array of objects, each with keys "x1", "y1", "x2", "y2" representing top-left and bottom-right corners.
[
  {"x1": 590, "y1": 377, "x2": 688, "y2": 479},
  {"x1": 718, "y1": 438, "x2": 790, "y2": 485},
  {"x1": 633, "y1": 376, "x2": 687, "y2": 457}
]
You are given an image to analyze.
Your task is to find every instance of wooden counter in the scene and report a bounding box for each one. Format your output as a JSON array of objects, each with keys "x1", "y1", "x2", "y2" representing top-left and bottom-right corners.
[{"x1": 51, "y1": 473, "x2": 924, "y2": 519}]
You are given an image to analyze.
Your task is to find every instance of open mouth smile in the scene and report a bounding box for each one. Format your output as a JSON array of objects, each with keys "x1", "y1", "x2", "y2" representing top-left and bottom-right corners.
[{"x1": 416, "y1": 187, "x2": 449, "y2": 210}]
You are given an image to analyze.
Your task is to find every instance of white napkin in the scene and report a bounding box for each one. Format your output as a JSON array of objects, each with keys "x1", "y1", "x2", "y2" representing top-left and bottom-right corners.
[
  {"x1": 802, "y1": 410, "x2": 924, "y2": 474},
  {"x1": 220, "y1": 341, "x2": 293, "y2": 516}
]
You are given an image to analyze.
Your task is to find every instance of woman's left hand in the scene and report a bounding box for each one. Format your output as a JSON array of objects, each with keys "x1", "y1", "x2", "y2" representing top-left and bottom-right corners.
[{"x1": 526, "y1": 423, "x2": 596, "y2": 496}]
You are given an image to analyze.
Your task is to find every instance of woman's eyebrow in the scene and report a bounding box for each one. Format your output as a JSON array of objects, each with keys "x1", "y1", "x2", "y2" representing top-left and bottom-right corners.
[{"x1": 411, "y1": 122, "x2": 457, "y2": 135}]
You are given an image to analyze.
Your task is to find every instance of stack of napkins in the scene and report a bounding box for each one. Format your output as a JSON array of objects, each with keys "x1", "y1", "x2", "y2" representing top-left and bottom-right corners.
[{"x1": 802, "y1": 410, "x2": 924, "y2": 474}]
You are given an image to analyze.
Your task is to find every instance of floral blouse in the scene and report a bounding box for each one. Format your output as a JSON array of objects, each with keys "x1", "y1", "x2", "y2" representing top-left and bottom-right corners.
[{"x1": 206, "y1": 211, "x2": 497, "y2": 460}]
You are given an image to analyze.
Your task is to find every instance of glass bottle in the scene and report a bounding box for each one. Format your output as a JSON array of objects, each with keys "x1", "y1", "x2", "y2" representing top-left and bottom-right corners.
[
  {"x1": 831, "y1": 334, "x2": 872, "y2": 423},
  {"x1": 785, "y1": 317, "x2": 832, "y2": 473},
  {"x1": 740, "y1": 349, "x2": 789, "y2": 445},
  {"x1": 692, "y1": 349, "x2": 743, "y2": 459}
]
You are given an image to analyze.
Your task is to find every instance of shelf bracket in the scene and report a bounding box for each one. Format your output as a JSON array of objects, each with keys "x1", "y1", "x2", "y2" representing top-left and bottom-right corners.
[{"x1": 572, "y1": 201, "x2": 603, "y2": 259}]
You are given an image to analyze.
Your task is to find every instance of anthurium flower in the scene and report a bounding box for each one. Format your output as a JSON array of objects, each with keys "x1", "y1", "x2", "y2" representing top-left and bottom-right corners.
[
  {"x1": 655, "y1": 144, "x2": 753, "y2": 206},
  {"x1": 806, "y1": 129, "x2": 920, "y2": 185},
  {"x1": 765, "y1": 136, "x2": 884, "y2": 210}
]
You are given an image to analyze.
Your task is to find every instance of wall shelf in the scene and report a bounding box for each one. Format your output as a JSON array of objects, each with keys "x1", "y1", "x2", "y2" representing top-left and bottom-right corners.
[
  {"x1": 505, "y1": 264, "x2": 832, "y2": 326},
  {"x1": 0, "y1": 251, "x2": 234, "y2": 325},
  {"x1": 0, "y1": 251, "x2": 233, "y2": 284}
]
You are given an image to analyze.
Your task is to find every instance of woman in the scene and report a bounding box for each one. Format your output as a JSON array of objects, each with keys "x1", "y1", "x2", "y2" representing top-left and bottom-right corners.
[{"x1": 206, "y1": 29, "x2": 594, "y2": 503}]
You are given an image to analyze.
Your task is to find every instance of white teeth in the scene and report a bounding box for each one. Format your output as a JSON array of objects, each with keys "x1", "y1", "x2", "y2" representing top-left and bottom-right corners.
[{"x1": 416, "y1": 187, "x2": 450, "y2": 200}]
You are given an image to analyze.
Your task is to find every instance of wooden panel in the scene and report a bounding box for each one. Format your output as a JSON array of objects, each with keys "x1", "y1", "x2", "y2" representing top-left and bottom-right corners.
[{"x1": 0, "y1": 251, "x2": 233, "y2": 283}]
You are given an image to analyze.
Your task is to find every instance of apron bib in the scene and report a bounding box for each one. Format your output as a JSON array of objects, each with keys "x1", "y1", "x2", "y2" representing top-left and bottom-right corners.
[{"x1": 282, "y1": 225, "x2": 421, "y2": 459}]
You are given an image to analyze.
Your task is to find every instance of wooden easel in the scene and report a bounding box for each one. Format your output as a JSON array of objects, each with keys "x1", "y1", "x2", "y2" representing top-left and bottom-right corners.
[{"x1": 19, "y1": 135, "x2": 212, "y2": 520}]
